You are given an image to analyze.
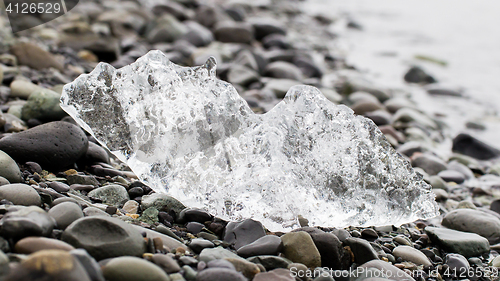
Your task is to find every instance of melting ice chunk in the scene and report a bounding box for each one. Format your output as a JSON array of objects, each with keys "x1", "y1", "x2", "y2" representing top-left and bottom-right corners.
[{"x1": 60, "y1": 51, "x2": 438, "y2": 230}]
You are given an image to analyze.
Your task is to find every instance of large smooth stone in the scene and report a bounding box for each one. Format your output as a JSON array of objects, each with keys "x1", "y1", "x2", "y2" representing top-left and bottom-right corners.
[
  {"x1": 130, "y1": 225, "x2": 188, "y2": 251},
  {"x1": 237, "y1": 235, "x2": 282, "y2": 258},
  {"x1": 62, "y1": 216, "x2": 146, "y2": 260},
  {"x1": 452, "y1": 133, "x2": 500, "y2": 160},
  {"x1": 281, "y1": 231, "x2": 321, "y2": 268},
  {"x1": 141, "y1": 193, "x2": 186, "y2": 217},
  {"x1": 425, "y1": 226, "x2": 490, "y2": 258},
  {"x1": 224, "y1": 219, "x2": 266, "y2": 250},
  {"x1": 102, "y1": 256, "x2": 170, "y2": 281},
  {"x1": 345, "y1": 237, "x2": 379, "y2": 265},
  {"x1": 0, "y1": 150, "x2": 21, "y2": 183},
  {"x1": 5, "y1": 250, "x2": 90, "y2": 281},
  {"x1": 293, "y1": 227, "x2": 348, "y2": 269},
  {"x1": 0, "y1": 183, "x2": 40, "y2": 206},
  {"x1": 0, "y1": 206, "x2": 54, "y2": 240},
  {"x1": 442, "y1": 209, "x2": 500, "y2": 244},
  {"x1": 0, "y1": 121, "x2": 88, "y2": 170}
]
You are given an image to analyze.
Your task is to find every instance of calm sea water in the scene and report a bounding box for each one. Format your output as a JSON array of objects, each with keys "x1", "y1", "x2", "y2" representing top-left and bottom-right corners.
[{"x1": 303, "y1": 0, "x2": 500, "y2": 150}]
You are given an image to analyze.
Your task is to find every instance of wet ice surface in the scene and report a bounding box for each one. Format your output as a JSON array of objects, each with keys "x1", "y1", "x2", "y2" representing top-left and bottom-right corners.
[{"x1": 60, "y1": 51, "x2": 438, "y2": 230}]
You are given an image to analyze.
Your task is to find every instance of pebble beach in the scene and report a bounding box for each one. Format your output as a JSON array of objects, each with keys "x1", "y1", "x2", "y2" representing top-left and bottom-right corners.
[{"x1": 1, "y1": 0, "x2": 500, "y2": 281}]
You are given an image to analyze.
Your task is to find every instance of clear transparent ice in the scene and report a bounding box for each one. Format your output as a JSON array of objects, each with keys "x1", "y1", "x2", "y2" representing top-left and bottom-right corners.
[{"x1": 60, "y1": 51, "x2": 438, "y2": 230}]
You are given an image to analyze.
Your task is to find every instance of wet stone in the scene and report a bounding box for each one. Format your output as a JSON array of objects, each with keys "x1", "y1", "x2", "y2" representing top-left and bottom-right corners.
[
  {"x1": 189, "y1": 238, "x2": 215, "y2": 254},
  {"x1": 224, "y1": 219, "x2": 266, "y2": 250},
  {"x1": 186, "y1": 222, "x2": 204, "y2": 234},
  {"x1": 70, "y1": 248, "x2": 105, "y2": 281},
  {"x1": 237, "y1": 235, "x2": 282, "y2": 258},
  {"x1": 61, "y1": 216, "x2": 146, "y2": 260},
  {"x1": 48, "y1": 181, "x2": 71, "y2": 193},
  {"x1": 293, "y1": 227, "x2": 348, "y2": 269},
  {"x1": 281, "y1": 231, "x2": 321, "y2": 268},
  {"x1": 345, "y1": 237, "x2": 379, "y2": 265},
  {"x1": 178, "y1": 208, "x2": 212, "y2": 224}
]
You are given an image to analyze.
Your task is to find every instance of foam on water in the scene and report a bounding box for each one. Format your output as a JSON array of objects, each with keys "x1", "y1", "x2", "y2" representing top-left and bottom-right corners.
[{"x1": 304, "y1": 0, "x2": 500, "y2": 149}]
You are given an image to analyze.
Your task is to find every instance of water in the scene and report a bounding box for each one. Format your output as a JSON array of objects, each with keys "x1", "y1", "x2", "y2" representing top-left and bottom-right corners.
[{"x1": 303, "y1": 0, "x2": 500, "y2": 149}]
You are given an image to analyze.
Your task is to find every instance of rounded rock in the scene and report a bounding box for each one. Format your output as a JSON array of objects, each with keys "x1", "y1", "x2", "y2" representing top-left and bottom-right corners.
[
  {"x1": 15, "y1": 237, "x2": 75, "y2": 254},
  {"x1": 224, "y1": 219, "x2": 266, "y2": 250},
  {"x1": 9, "y1": 80, "x2": 43, "y2": 99},
  {"x1": 237, "y1": 235, "x2": 282, "y2": 258},
  {"x1": 87, "y1": 184, "x2": 129, "y2": 207},
  {"x1": 0, "y1": 150, "x2": 21, "y2": 183},
  {"x1": 345, "y1": 237, "x2": 379, "y2": 265},
  {"x1": 151, "y1": 253, "x2": 181, "y2": 274},
  {"x1": 442, "y1": 209, "x2": 500, "y2": 244},
  {"x1": 199, "y1": 247, "x2": 241, "y2": 263},
  {"x1": 84, "y1": 142, "x2": 110, "y2": 164},
  {"x1": 102, "y1": 256, "x2": 170, "y2": 281},
  {"x1": 48, "y1": 202, "x2": 84, "y2": 230},
  {"x1": 0, "y1": 183, "x2": 41, "y2": 206},
  {"x1": 0, "y1": 121, "x2": 88, "y2": 170},
  {"x1": 281, "y1": 231, "x2": 321, "y2": 268},
  {"x1": 61, "y1": 216, "x2": 146, "y2": 260},
  {"x1": 392, "y1": 245, "x2": 431, "y2": 266},
  {"x1": 21, "y1": 89, "x2": 67, "y2": 121}
]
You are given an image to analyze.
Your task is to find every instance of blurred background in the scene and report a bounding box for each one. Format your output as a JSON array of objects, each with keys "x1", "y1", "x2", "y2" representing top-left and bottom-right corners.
[{"x1": 0, "y1": 0, "x2": 499, "y2": 152}]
